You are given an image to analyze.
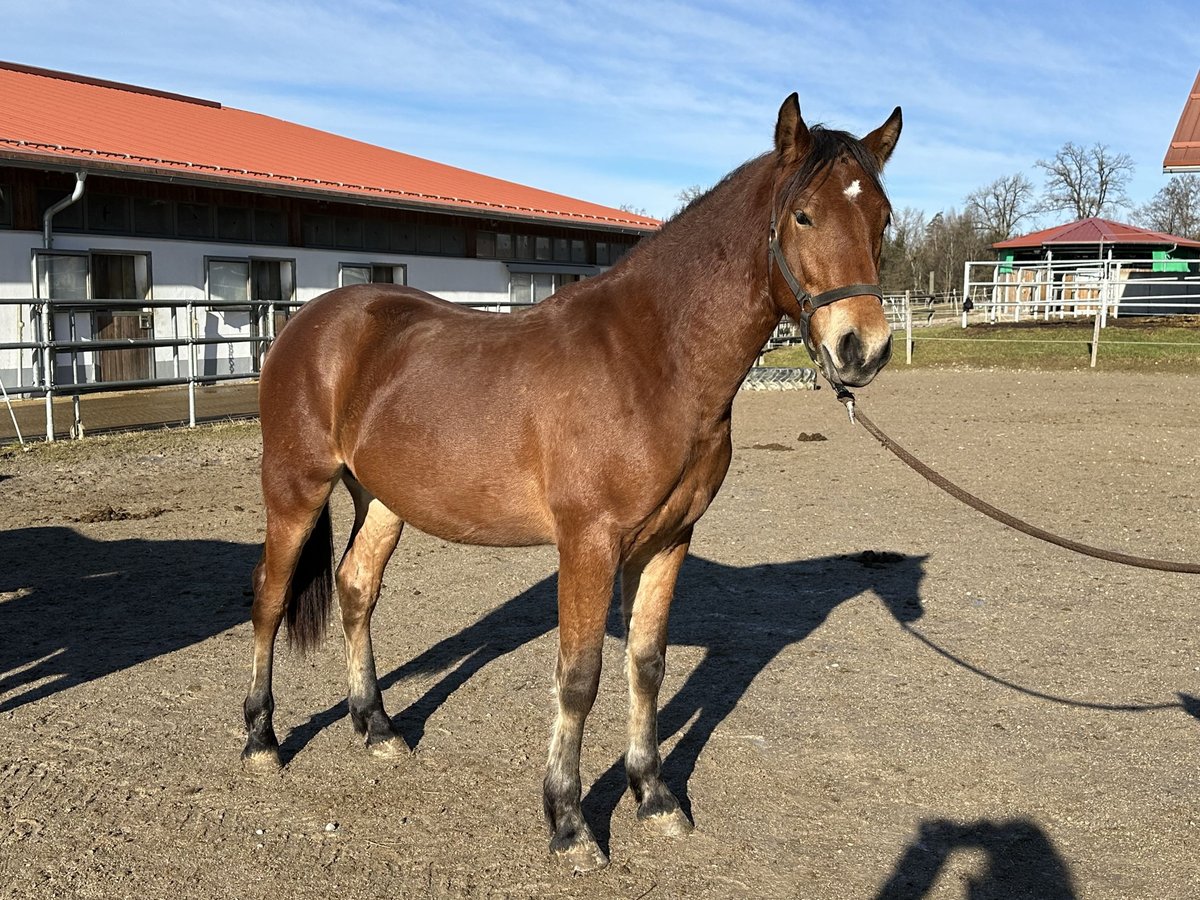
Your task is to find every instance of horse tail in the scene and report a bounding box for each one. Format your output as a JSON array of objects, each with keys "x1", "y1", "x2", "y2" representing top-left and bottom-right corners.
[{"x1": 286, "y1": 503, "x2": 334, "y2": 655}]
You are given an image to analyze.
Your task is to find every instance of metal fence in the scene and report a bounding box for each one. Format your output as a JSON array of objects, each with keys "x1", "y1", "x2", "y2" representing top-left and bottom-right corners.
[
  {"x1": 962, "y1": 257, "x2": 1200, "y2": 323},
  {"x1": 0, "y1": 296, "x2": 548, "y2": 443}
]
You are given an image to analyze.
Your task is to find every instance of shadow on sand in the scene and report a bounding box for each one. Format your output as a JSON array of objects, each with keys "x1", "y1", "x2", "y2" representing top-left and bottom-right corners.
[
  {"x1": 278, "y1": 549, "x2": 929, "y2": 848},
  {"x1": 874, "y1": 818, "x2": 1077, "y2": 899},
  {"x1": 0, "y1": 526, "x2": 257, "y2": 713}
]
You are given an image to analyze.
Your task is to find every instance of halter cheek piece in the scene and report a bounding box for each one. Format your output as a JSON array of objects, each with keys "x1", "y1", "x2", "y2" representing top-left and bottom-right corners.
[
  {"x1": 767, "y1": 214, "x2": 883, "y2": 420},
  {"x1": 767, "y1": 215, "x2": 883, "y2": 357}
]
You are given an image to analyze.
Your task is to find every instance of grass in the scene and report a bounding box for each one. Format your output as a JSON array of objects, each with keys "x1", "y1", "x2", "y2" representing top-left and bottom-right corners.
[{"x1": 761, "y1": 317, "x2": 1200, "y2": 372}]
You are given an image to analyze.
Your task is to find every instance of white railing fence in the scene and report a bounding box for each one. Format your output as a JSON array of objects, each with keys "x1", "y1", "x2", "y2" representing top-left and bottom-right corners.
[{"x1": 0, "y1": 296, "x2": 537, "y2": 442}]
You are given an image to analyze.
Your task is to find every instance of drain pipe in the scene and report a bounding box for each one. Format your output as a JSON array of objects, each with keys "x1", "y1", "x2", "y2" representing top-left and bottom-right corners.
[
  {"x1": 40, "y1": 171, "x2": 87, "y2": 441},
  {"x1": 43, "y1": 171, "x2": 87, "y2": 249}
]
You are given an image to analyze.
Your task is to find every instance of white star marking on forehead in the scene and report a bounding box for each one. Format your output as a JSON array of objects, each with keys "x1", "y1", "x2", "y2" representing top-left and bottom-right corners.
[{"x1": 844, "y1": 179, "x2": 862, "y2": 200}]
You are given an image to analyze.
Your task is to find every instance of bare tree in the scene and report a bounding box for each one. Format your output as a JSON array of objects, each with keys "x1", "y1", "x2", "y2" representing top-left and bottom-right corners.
[
  {"x1": 1035, "y1": 142, "x2": 1134, "y2": 220},
  {"x1": 965, "y1": 173, "x2": 1036, "y2": 241},
  {"x1": 1134, "y1": 175, "x2": 1200, "y2": 240},
  {"x1": 668, "y1": 184, "x2": 708, "y2": 218}
]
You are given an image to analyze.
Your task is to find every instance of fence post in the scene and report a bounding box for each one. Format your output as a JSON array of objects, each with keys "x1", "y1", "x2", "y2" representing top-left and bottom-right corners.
[
  {"x1": 905, "y1": 289, "x2": 913, "y2": 364},
  {"x1": 1090, "y1": 310, "x2": 1101, "y2": 368},
  {"x1": 41, "y1": 298, "x2": 54, "y2": 442},
  {"x1": 187, "y1": 296, "x2": 197, "y2": 428}
]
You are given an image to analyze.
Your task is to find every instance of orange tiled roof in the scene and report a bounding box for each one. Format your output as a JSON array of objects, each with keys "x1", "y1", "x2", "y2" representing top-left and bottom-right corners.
[
  {"x1": 0, "y1": 61, "x2": 660, "y2": 232},
  {"x1": 1164, "y1": 69, "x2": 1200, "y2": 172},
  {"x1": 992, "y1": 216, "x2": 1200, "y2": 250}
]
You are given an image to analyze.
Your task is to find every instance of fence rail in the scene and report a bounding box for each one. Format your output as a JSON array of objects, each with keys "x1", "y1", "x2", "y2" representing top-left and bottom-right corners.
[{"x1": 0, "y1": 295, "x2": 542, "y2": 443}]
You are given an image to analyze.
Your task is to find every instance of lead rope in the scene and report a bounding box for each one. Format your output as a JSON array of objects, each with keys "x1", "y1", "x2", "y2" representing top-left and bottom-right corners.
[{"x1": 838, "y1": 394, "x2": 1200, "y2": 575}]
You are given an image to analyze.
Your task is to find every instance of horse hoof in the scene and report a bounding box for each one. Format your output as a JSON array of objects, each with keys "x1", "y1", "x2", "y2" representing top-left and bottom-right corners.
[
  {"x1": 640, "y1": 807, "x2": 694, "y2": 838},
  {"x1": 368, "y1": 737, "x2": 410, "y2": 759},
  {"x1": 553, "y1": 839, "x2": 609, "y2": 874},
  {"x1": 241, "y1": 748, "x2": 282, "y2": 774}
]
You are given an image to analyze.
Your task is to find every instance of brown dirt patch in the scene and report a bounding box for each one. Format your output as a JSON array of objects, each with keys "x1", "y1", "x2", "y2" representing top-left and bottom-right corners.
[{"x1": 1, "y1": 371, "x2": 1197, "y2": 898}]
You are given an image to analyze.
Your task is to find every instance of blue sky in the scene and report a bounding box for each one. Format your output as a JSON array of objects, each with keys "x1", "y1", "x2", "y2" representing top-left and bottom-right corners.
[{"x1": 3, "y1": 0, "x2": 1198, "y2": 224}]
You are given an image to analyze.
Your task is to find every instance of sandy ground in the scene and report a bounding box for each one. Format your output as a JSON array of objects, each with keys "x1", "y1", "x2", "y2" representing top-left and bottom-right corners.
[{"x1": 0, "y1": 368, "x2": 1197, "y2": 899}]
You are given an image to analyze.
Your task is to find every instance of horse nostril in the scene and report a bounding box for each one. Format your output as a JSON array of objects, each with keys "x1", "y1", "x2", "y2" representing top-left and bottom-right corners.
[{"x1": 838, "y1": 330, "x2": 864, "y2": 370}]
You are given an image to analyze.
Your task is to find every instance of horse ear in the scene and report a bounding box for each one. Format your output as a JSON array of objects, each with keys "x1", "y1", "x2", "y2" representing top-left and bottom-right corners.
[
  {"x1": 774, "y1": 92, "x2": 811, "y2": 165},
  {"x1": 863, "y1": 106, "x2": 903, "y2": 169}
]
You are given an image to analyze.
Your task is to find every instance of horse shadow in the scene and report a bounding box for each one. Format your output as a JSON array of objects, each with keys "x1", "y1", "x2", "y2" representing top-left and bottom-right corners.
[
  {"x1": 278, "y1": 549, "x2": 929, "y2": 847},
  {"x1": 873, "y1": 818, "x2": 1077, "y2": 899},
  {"x1": 0, "y1": 526, "x2": 257, "y2": 713}
]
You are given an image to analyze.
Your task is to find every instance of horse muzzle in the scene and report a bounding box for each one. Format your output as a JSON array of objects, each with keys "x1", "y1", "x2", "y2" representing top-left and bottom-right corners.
[{"x1": 817, "y1": 328, "x2": 893, "y2": 388}]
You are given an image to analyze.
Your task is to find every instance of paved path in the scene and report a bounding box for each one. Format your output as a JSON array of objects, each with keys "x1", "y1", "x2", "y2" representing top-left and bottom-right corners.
[{"x1": 0, "y1": 382, "x2": 260, "y2": 443}]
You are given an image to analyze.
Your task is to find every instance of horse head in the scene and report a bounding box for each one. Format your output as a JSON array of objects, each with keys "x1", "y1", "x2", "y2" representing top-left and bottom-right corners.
[{"x1": 768, "y1": 93, "x2": 901, "y2": 388}]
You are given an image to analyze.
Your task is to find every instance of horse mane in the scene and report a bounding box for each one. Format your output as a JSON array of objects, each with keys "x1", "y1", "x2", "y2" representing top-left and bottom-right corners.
[{"x1": 623, "y1": 124, "x2": 885, "y2": 262}]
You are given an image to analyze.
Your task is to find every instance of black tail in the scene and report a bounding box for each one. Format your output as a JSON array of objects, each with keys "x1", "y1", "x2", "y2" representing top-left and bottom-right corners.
[{"x1": 286, "y1": 504, "x2": 334, "y2": 655}]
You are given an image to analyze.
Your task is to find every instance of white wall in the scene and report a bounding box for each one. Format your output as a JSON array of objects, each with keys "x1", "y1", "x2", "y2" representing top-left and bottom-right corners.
[{"x1": 0, "y1": 228, "x2": 514, "y2": 388}]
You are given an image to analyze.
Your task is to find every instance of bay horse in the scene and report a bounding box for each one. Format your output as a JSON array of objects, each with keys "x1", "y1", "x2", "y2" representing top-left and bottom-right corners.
[{"x1": 243, "y1": 93, "x2": 901, "y2": 872}]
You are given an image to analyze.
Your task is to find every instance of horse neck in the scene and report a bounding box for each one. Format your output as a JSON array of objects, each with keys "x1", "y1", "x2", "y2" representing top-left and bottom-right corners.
[{"x1": 616, "y1": 157, "x2": 782, "y2": 411}]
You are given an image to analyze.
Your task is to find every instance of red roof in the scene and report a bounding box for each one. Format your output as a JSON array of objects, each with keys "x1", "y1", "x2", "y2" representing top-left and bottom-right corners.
[
  {"x1": 0, "y1": 61, "x2": 659, "y2": 231},
  {"x1": 992, "y1": 217, "x2": 1200, "y2": 250},
  {"x1": 1164, "y1": 69, "x2": 1200, "y2": 172}
]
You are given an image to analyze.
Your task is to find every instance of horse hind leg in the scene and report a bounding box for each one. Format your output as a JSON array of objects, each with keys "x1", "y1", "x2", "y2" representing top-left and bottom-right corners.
[
  {"x1": 337, "y1": 475, "x2": 406, "y2": 757},
  {"x1": 243, "y1": 476, "x2": 337, "y2": 772},
  {"x1": 621, "y1": 533, "x2": 693, "y2": 837}
]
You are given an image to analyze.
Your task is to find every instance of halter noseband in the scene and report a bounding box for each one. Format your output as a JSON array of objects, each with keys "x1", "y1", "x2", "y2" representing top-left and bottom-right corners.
[{"x1": 767, "y1": 215, "x2": 883, "y2": 356}]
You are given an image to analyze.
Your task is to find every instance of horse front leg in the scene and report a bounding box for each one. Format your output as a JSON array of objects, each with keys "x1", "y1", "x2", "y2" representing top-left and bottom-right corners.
[
  {"x1": 620, "y1": 531, "x2": 693, "y2": 836},
  {"x1": 544, "y1": 531, "x2": 619, "y2": 873}
]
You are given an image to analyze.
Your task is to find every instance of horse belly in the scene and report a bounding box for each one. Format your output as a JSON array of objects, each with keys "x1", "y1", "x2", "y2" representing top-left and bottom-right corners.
[{"x1": 351, "y1": 446, "x2": 554, "y2": 547}]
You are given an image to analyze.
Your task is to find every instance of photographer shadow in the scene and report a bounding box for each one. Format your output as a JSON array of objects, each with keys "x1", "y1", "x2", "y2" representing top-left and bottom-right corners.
[{"x1": 874, "y1": 818, "x2": 1077, "y2": 899}]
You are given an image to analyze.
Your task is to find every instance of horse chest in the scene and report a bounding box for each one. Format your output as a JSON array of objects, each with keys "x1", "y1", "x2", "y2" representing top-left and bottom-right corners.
[{"x1": 629, "y1": 428, "x2": 733, "y2": 549}]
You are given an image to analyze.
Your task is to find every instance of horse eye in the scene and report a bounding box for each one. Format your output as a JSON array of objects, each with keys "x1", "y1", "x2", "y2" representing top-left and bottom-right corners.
[{"x1": 794, "y1": 211, "x2": 812, "y2": 227}]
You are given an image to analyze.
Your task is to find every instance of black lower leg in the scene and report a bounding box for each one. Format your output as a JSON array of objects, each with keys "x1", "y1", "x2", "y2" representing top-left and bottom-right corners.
[
  {"x1": 348, "y1": 687, "x2": 399, "y2": 747},
  {"x1": 242, "y1": 691, "x2": 279, "y2": 758},
  {"x1": 544, "y1": 650, "x2": 602, "y2": 848},
  {"x1": 626, "y1": 649, "x2": 681, "y2": 818}
]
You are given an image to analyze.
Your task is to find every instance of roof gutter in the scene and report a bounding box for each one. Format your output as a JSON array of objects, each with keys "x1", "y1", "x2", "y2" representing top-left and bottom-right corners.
[{"x1": 42, "y1": 171, "x2": 87, "y2": 249}]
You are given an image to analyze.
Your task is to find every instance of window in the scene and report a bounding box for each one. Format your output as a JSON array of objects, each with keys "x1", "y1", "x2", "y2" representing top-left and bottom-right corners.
[
  {"x1": 508, "y1": 271, "x2": 580, "y2": 306},
  {"x1": 133, "y1": 198, "x2": 173, "y2": 236},
  {"x1": 254, "y1": 209, "x2": 288, "y2": 245},
  {"x1": 595, "y1": 241, "x2": 609, "y2": 266},
  {"x1": 34, "y1": 250, "x2": 152, "y2": 386},
  {"x1": 178, "y1": 202, "x2": 214, "y2": 239},
  {"x1": 217, "y1": 206, "x2": 252, "y2": 242},
  {"x1": 301, "y1": 214, "x2": 334, "y2": 247},
  {"x1": 87, "y1": 194, "x2": 131, "y2": 233},
  {"x1": 0, "y1": 184, "x2": 14, "y2": 228},
  {"x1": 340, "y1": 263, "x2": 407, "y2": 286},
  {"x1": 36, "y1": 188, "x2": 84, "y2": 231},
  {"x1": 364, "y1": 218, "x2": 390, "y2": 252},
  {"x1": 390, "y1": 222, "x2": 417, "y2": 252},
  {"x1": 477, "y1": 231, "x2": 497, "y2": 258},
  {"x1": 205, "y1": 257, "x2": 295, "y2": 375},
  {"x1": 336, "y1": 217, "x2": 364, "y2": 249},
  {"x1": 535, "y1": 237, "x2": 552, "y2": 261}
]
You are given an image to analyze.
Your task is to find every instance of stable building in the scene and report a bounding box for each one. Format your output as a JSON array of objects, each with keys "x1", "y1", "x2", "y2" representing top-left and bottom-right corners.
[
  {"x1": 0, "y1": 61, "x2": 658, "y2": 391},
  {"x1": 991, "y1": 217, "x2": 1200, "y2": 267},
  {"x1": 981, "y1": 218, "x2": 1200, "y2": 317},
  {"x1": 1163, "y1": 68, "x2": 1200, "y2": 174}
]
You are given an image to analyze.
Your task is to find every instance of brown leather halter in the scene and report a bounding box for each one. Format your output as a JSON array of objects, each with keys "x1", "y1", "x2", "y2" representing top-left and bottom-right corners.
[{"x1": 767, "y1": 214, "x2": 883, "y2": 360}]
